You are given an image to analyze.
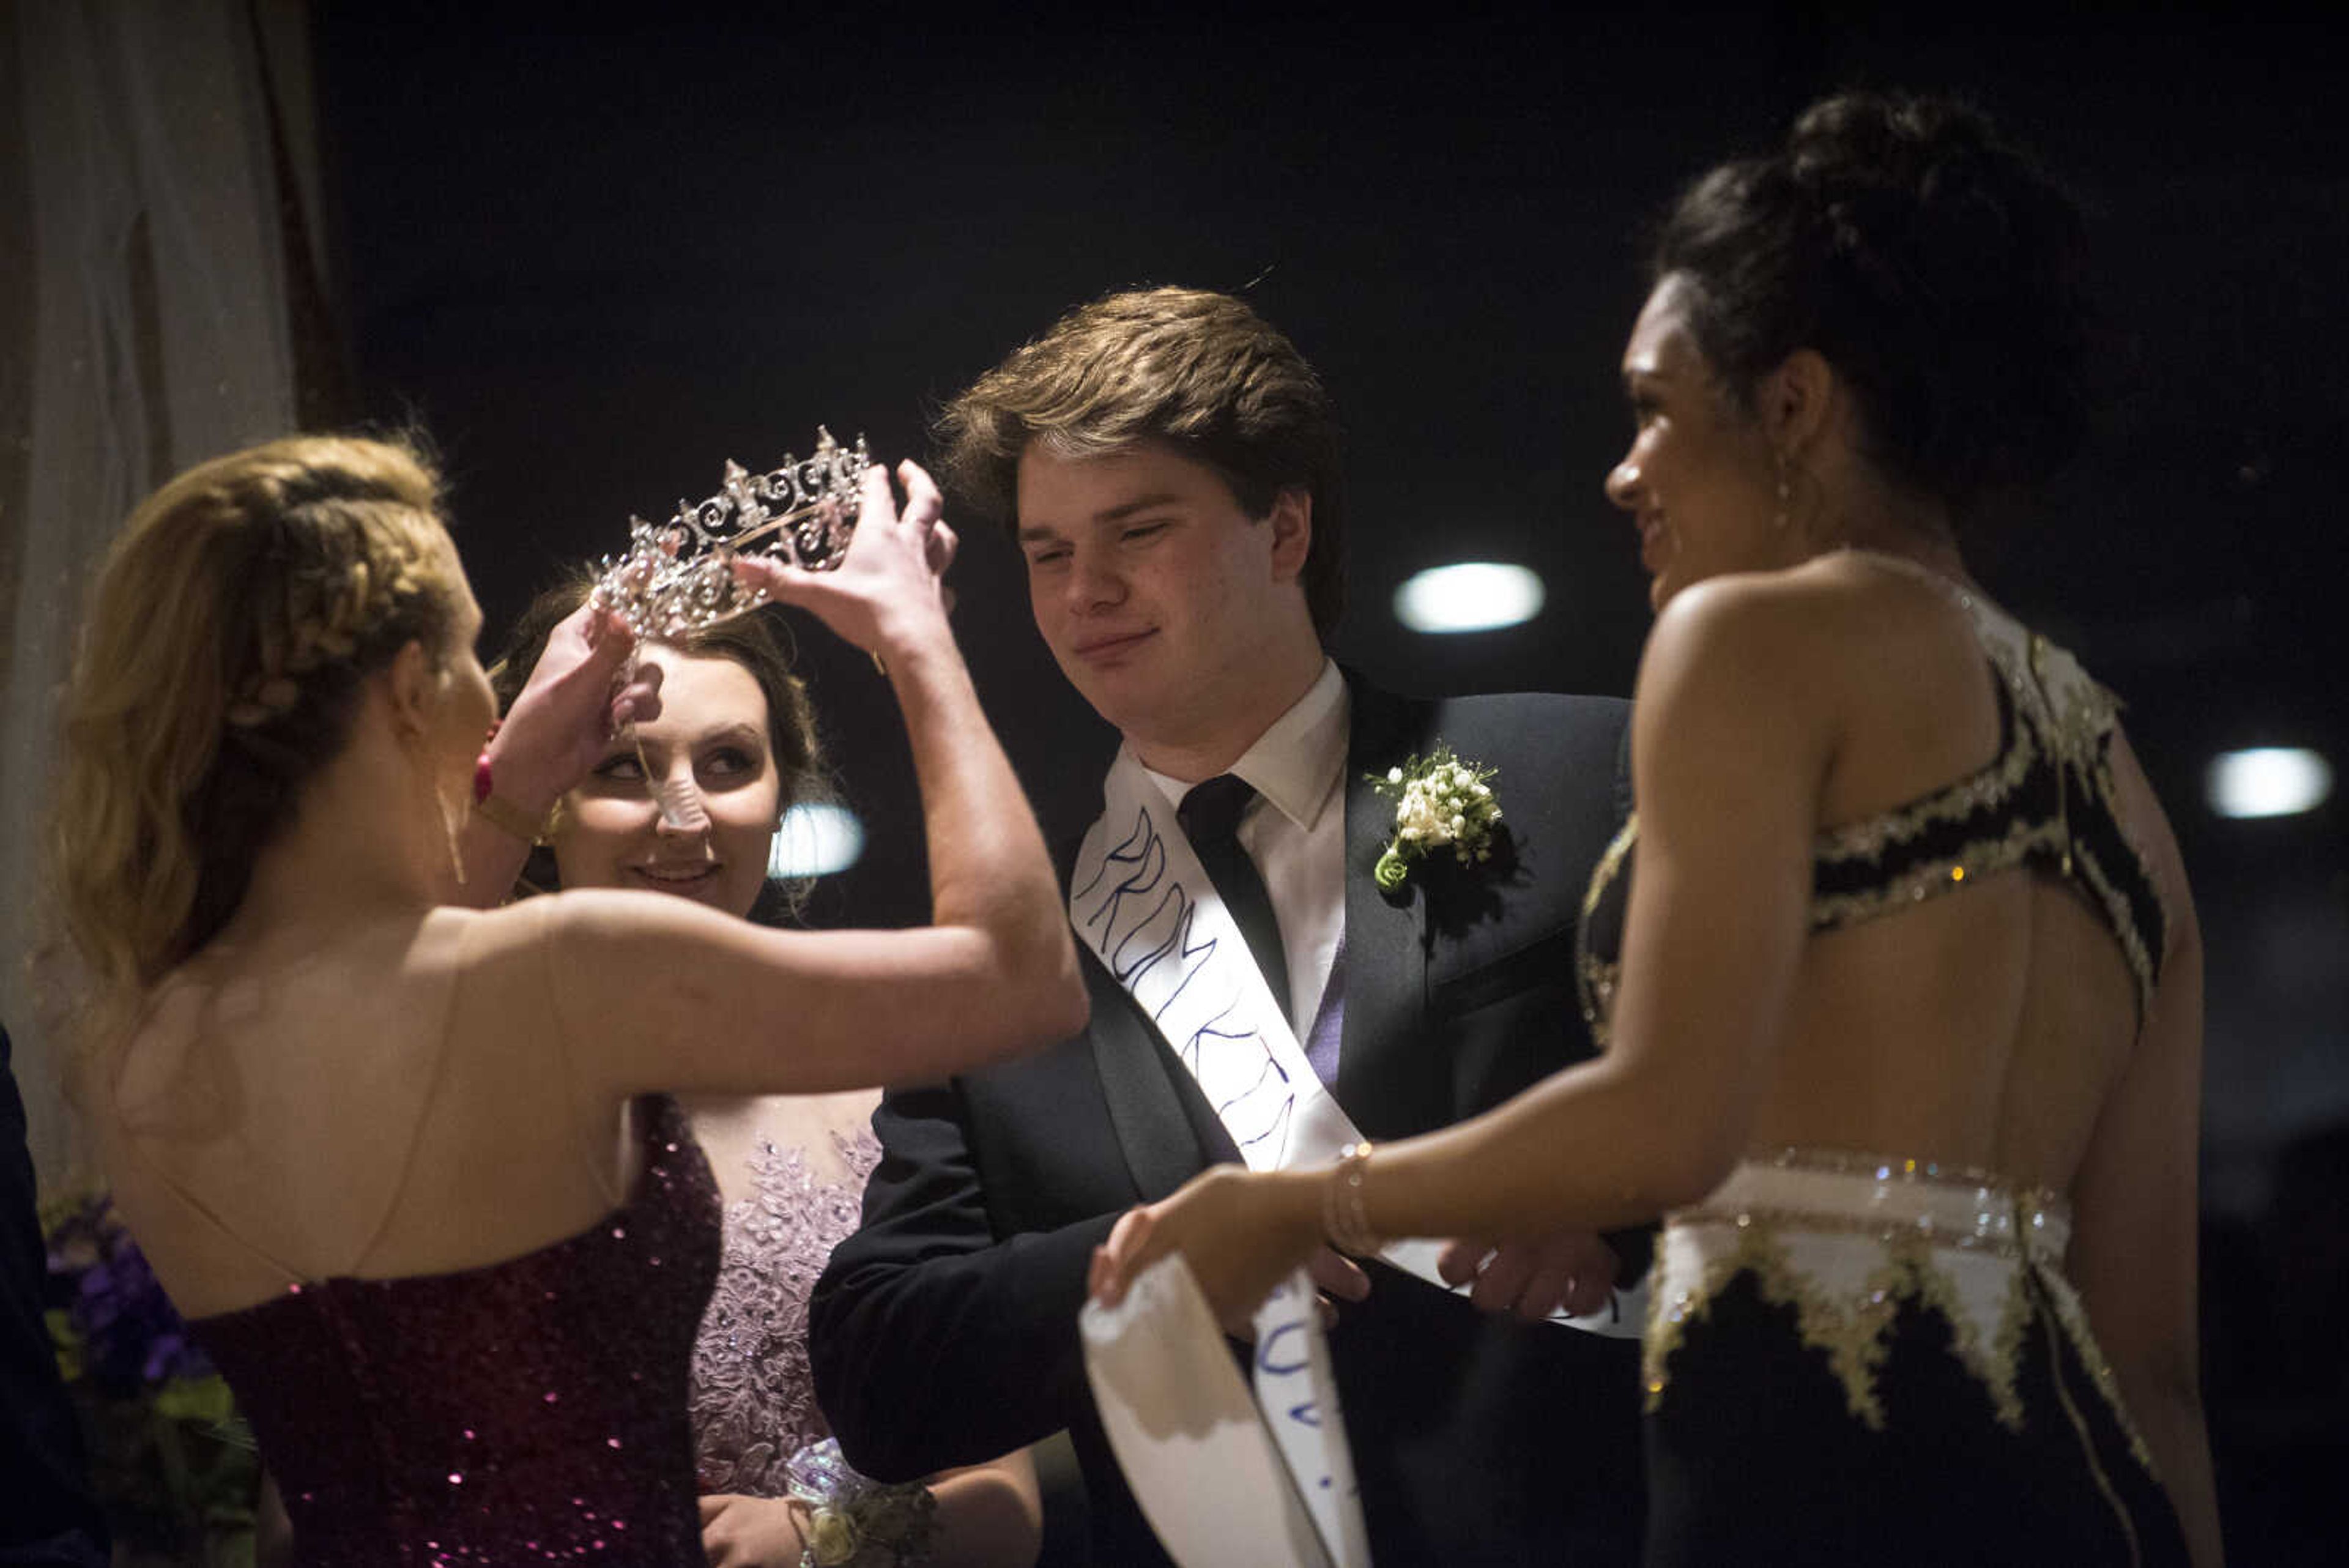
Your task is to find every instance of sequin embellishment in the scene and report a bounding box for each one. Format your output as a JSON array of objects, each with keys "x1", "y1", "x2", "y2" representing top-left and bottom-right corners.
[
  {"x1": 1805, "y1": 560, "x2": 2169, "y2": 1014},
  {"x1": 184, "y1": 1098, "x2": 722, "y2": 1565}
]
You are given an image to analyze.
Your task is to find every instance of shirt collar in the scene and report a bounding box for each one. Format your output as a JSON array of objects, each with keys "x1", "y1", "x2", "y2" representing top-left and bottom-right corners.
[{"x1": 1138, "y1": 659, "x2": 1349, "y2": 831}]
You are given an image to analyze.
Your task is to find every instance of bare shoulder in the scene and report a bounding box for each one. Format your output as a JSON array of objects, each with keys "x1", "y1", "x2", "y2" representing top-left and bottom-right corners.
[
  {"x1": 1639, "y1": 562, "x2": 1887, "y2": 708},
  {"x1": 1638, "y1": 555, "x2": 1997, "y2": 814},
  {"x1": 426, "y1": 893, "x2": 723, "y2": 997},
  {"x1": 1633, "y1": 571, "x2": 1848, "y2": 782},
  {"x1": 1792, "y1": 549, "x2": 1982, "y2": 649},
  {"x1": 426, "y1": 897, "x2": 554, "y2": 968}
]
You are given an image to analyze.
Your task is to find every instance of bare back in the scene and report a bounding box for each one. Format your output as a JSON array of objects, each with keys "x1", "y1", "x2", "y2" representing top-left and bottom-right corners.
[
  {"x1": 1745, "y1": 552, "x2": 2187, "y2": 1192},
  {"x1": 99, "y1": 901, "x2": 636, "y2": 1320}
]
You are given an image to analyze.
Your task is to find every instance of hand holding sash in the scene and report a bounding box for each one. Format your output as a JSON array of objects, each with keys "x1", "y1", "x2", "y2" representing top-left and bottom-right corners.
[{"x1": 1088, "y1": 1164, "x2": 1327, "y2": 1332}]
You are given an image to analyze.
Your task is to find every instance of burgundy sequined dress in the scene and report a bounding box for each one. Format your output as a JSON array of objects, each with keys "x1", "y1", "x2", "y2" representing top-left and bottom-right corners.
[
  {"x1": 688, "y1": 1124, "x2": 881, "y2": 1495},
  {"x1": 188, "y1": 1096, "x2": 722, "y2": 1566}
]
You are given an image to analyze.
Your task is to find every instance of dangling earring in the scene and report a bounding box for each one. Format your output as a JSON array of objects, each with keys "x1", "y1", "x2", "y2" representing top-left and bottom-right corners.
[
  {"x1": 1773, "y1": 451, "x2": 1794, "y2": 532},
  {"x1": 406, "y1": 727, "x2": 468, "y2": 890},
  {"x1": 434, "y1": 775, "x2": 469, "y2": 890}
]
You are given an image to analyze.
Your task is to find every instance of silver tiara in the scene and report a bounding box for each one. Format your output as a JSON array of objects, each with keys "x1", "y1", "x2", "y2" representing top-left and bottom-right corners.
[{"x1": 592, "y1": 428, "x2": 872, "y2": 637}]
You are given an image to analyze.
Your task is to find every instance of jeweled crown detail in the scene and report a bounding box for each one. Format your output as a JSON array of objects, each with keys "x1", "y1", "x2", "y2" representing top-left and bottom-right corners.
[{"x1": 592, "y1": 429, "x2": 871, "y2": 637}]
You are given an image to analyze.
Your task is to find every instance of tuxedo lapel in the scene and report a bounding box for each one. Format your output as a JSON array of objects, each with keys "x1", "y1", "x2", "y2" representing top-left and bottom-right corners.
[
  {"x1": 1331, "y1": 680, "x2": 1434, "y2": 1139},
  {"x1": 1080, "y1": 946, "x2": 1239, "y2": 1200}
]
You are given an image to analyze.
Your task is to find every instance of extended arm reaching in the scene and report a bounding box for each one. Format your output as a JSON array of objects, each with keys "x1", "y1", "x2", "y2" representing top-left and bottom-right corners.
[
  {"x1": 541, "y1": 459, "x2": 1086, "y2": 1097},
  {"x1": 1091, "y1": 579, "x2": 1820, "y2": 1325}
]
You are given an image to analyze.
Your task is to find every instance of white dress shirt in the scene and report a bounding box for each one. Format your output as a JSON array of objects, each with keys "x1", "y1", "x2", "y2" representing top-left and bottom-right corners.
[{"x1": 1141, "y1": 659, "x2": 1349, "y2": 1031}]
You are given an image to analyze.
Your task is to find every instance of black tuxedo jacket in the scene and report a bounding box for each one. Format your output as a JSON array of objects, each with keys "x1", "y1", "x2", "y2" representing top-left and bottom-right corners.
[{"x1": 810, "y1": 682, "x2": 1643, "y2": 1567}]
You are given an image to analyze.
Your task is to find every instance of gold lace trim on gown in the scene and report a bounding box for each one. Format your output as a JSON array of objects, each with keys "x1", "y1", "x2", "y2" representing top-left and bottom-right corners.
[{"x1": 1644, "y1": 1150, "x2": 2153, "y2": 1476}]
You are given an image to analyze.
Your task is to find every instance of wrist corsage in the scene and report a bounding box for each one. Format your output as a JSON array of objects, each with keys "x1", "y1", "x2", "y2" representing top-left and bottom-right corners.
[
  {"x1": 785, "y1": 1438, "x2": 937, "y2": 1567},
  {"x1": 1368, "y1": 745, "x2": 1502, "y2": 891}
]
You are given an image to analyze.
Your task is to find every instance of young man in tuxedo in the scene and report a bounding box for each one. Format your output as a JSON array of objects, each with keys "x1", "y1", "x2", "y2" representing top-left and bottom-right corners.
[{"x1": 810, "y1": 287, "x2": 1644, "y2": 1566}]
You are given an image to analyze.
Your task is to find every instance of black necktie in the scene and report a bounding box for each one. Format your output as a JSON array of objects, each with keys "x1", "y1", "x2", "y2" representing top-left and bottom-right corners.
[{"x1": 1178, "y1": 775, "x2": 1292, "y2": 1026}]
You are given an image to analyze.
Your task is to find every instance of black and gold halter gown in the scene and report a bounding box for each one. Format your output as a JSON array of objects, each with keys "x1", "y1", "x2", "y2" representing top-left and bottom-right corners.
[{"x1": 1577, "y1": 558, "x2": 2191, "y2": 1567}]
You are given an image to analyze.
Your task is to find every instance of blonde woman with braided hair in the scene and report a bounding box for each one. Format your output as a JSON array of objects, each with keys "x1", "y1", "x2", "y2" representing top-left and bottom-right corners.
[{"x1": 48, "y1": 433, "x2": 1085, "y2": 1567}]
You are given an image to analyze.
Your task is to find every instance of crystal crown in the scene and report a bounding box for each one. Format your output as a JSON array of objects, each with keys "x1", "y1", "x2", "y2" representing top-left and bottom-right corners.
[{"x1": 592, "y1": 428, "x2": 871, "y2": 637}]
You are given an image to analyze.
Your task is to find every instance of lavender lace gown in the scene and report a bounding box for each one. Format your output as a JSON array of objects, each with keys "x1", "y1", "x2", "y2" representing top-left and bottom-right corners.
[
  {"x1": 188, "y1": 1096, "x2": 722, "y2": 1566},
  {"x1": 689, "y1": 1125, "x2": 883, "y2": 1495}
]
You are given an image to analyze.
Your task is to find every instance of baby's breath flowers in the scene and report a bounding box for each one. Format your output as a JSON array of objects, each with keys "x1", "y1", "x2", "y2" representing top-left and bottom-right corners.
[
  {"x1": 783, "y1": 1438, "x2": 936, "y2": 1566},
  {"x1": 1369, "y1": 745, "x2": 1502, "y2": 891}
]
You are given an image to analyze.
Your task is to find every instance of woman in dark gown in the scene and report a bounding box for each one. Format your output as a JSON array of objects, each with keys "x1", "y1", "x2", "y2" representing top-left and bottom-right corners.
[
  {"x1": 46, "y1": 436, "x2": 1085, "y2": 1564},
  {"x1": 1091, "y1": 92, "x2": 2221, "y2": 1566}
]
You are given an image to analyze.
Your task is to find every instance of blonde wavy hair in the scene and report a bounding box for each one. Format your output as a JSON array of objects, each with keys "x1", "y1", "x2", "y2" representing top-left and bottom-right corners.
[{"x1": 45, "y1": 434, "x2": 461, "y2": 1093}]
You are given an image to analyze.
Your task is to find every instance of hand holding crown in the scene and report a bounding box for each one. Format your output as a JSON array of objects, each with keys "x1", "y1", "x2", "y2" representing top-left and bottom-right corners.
[
  {"x1": 590, "y1": 428, "x2": 874, "y2": 639},
  {"x1": 589, "y1": 432, "x2": 956, "y2": 669},
  {"x1": 735, "y1": 458, "x2": 960, "y2": 667}
]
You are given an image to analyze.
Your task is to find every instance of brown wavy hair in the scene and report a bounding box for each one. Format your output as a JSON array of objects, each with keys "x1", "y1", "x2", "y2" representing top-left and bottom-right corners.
[
  {"x1": 935, "y1": 285, "x2": 1347, "y2": 638},
  {"x1": 46, "y1": 434, "x2": 461, "y2": 1087},
  {"x1": 488, "y1": 572, "x2": 828, "y2": 921}
]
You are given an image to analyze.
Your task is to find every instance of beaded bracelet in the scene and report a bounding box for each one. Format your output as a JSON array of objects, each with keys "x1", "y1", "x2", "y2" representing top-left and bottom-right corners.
[{"x1": 1322, "y1": 1140, "x2": 1381, "y2": 1255}]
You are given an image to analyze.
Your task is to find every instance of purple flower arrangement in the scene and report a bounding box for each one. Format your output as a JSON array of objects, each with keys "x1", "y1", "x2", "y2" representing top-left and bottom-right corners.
[
  {"x1": 45, "y1": 1189, "x2": 214, "y2": 1389},
  {"x1": 43, "y1": 1187, "x2": 259, "y2": 1568}
]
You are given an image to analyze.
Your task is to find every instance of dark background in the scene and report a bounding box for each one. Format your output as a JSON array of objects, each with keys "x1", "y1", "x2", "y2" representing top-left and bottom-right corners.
[{"x1": 310, "y1": 6, "x2": 2345, "y2": 1558}]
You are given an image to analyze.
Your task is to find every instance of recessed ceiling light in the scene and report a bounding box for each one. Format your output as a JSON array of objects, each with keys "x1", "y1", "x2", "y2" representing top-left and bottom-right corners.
[
  {"x1": 1393, "y1": 562, "x2": 1546, "y2": 634},
  {"x1": 2206, "y1": 747, "x2": 2332, "y2": 820},
  {"x1": 770, "y1": 800, "x2": 866, "y2": 877}
]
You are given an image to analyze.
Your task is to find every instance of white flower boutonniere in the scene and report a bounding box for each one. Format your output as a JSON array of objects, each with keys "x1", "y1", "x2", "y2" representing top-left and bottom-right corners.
[{"x1": 1369, "y1": 745, "x2": 1502, "y2": 891}]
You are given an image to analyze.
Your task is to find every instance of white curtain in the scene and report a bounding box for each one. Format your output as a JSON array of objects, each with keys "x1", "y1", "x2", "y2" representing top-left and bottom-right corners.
[{"x1": 2, "y1": 1, "x2": 317, "y2": 1184}]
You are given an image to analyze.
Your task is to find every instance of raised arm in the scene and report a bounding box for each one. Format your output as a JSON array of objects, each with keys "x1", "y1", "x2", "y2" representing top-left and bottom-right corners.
[
  {"x1": 454, "y1": 601, "x2": 660, "y2": 906},
  {"x1": 544, "y1": 460, "x2": 1086, "y2": 1098},
  {"x1": 2067, "y1": 732, "x2": 2222, "y2": 1567}
]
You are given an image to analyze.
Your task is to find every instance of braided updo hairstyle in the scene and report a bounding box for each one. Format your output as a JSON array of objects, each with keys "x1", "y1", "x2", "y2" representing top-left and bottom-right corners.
[
  {"x1": 1654, "y1": 91, "x2": 2095, "y2": 519},
  {"x1": 48, "y1": 434, "x2": 461, "y2": 1076}
]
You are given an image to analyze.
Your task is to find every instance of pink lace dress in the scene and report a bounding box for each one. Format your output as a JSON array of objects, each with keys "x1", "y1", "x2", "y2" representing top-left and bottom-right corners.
[{"x1": 688, "y1": 1126, "x2": 882, "y2": 1496}]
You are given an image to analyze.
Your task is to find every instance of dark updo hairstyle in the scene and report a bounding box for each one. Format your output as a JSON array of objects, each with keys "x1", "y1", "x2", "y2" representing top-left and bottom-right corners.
[
  {"x1": 1654, "y1": 91, "x2": 2095, "y2": 521},
  {"x1": 488, "y1": 571, "x2": 829, "y2": 922}
]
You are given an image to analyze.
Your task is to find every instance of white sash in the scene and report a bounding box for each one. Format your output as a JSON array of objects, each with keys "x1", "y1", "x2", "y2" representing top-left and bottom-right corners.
[
  {"x1": 1072, "y1": 751, "x2": 1647, "y2": 1566},
  {"x1": 1073, "y1": 752, "x2": 1370, "y2": 1566},
  {"x1": 1070, "y1": 749, "x2": 1645, "y2": 1337},
  {"x1": 1069, "y1": 752, "x2": 1350, "y2": 1176},
  {"x1": 1080, "y1": 1255, "x2": 1358, "y2": 1568}
]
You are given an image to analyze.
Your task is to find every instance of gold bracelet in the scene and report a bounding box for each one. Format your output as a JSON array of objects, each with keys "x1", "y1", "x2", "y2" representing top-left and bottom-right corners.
[
  {"x1": 473, "y1": 789, "x2": 552, "y2": 845},
  {"x1": 1322, "y1": 1140, "x2": 1381, "y2": 1255}
]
